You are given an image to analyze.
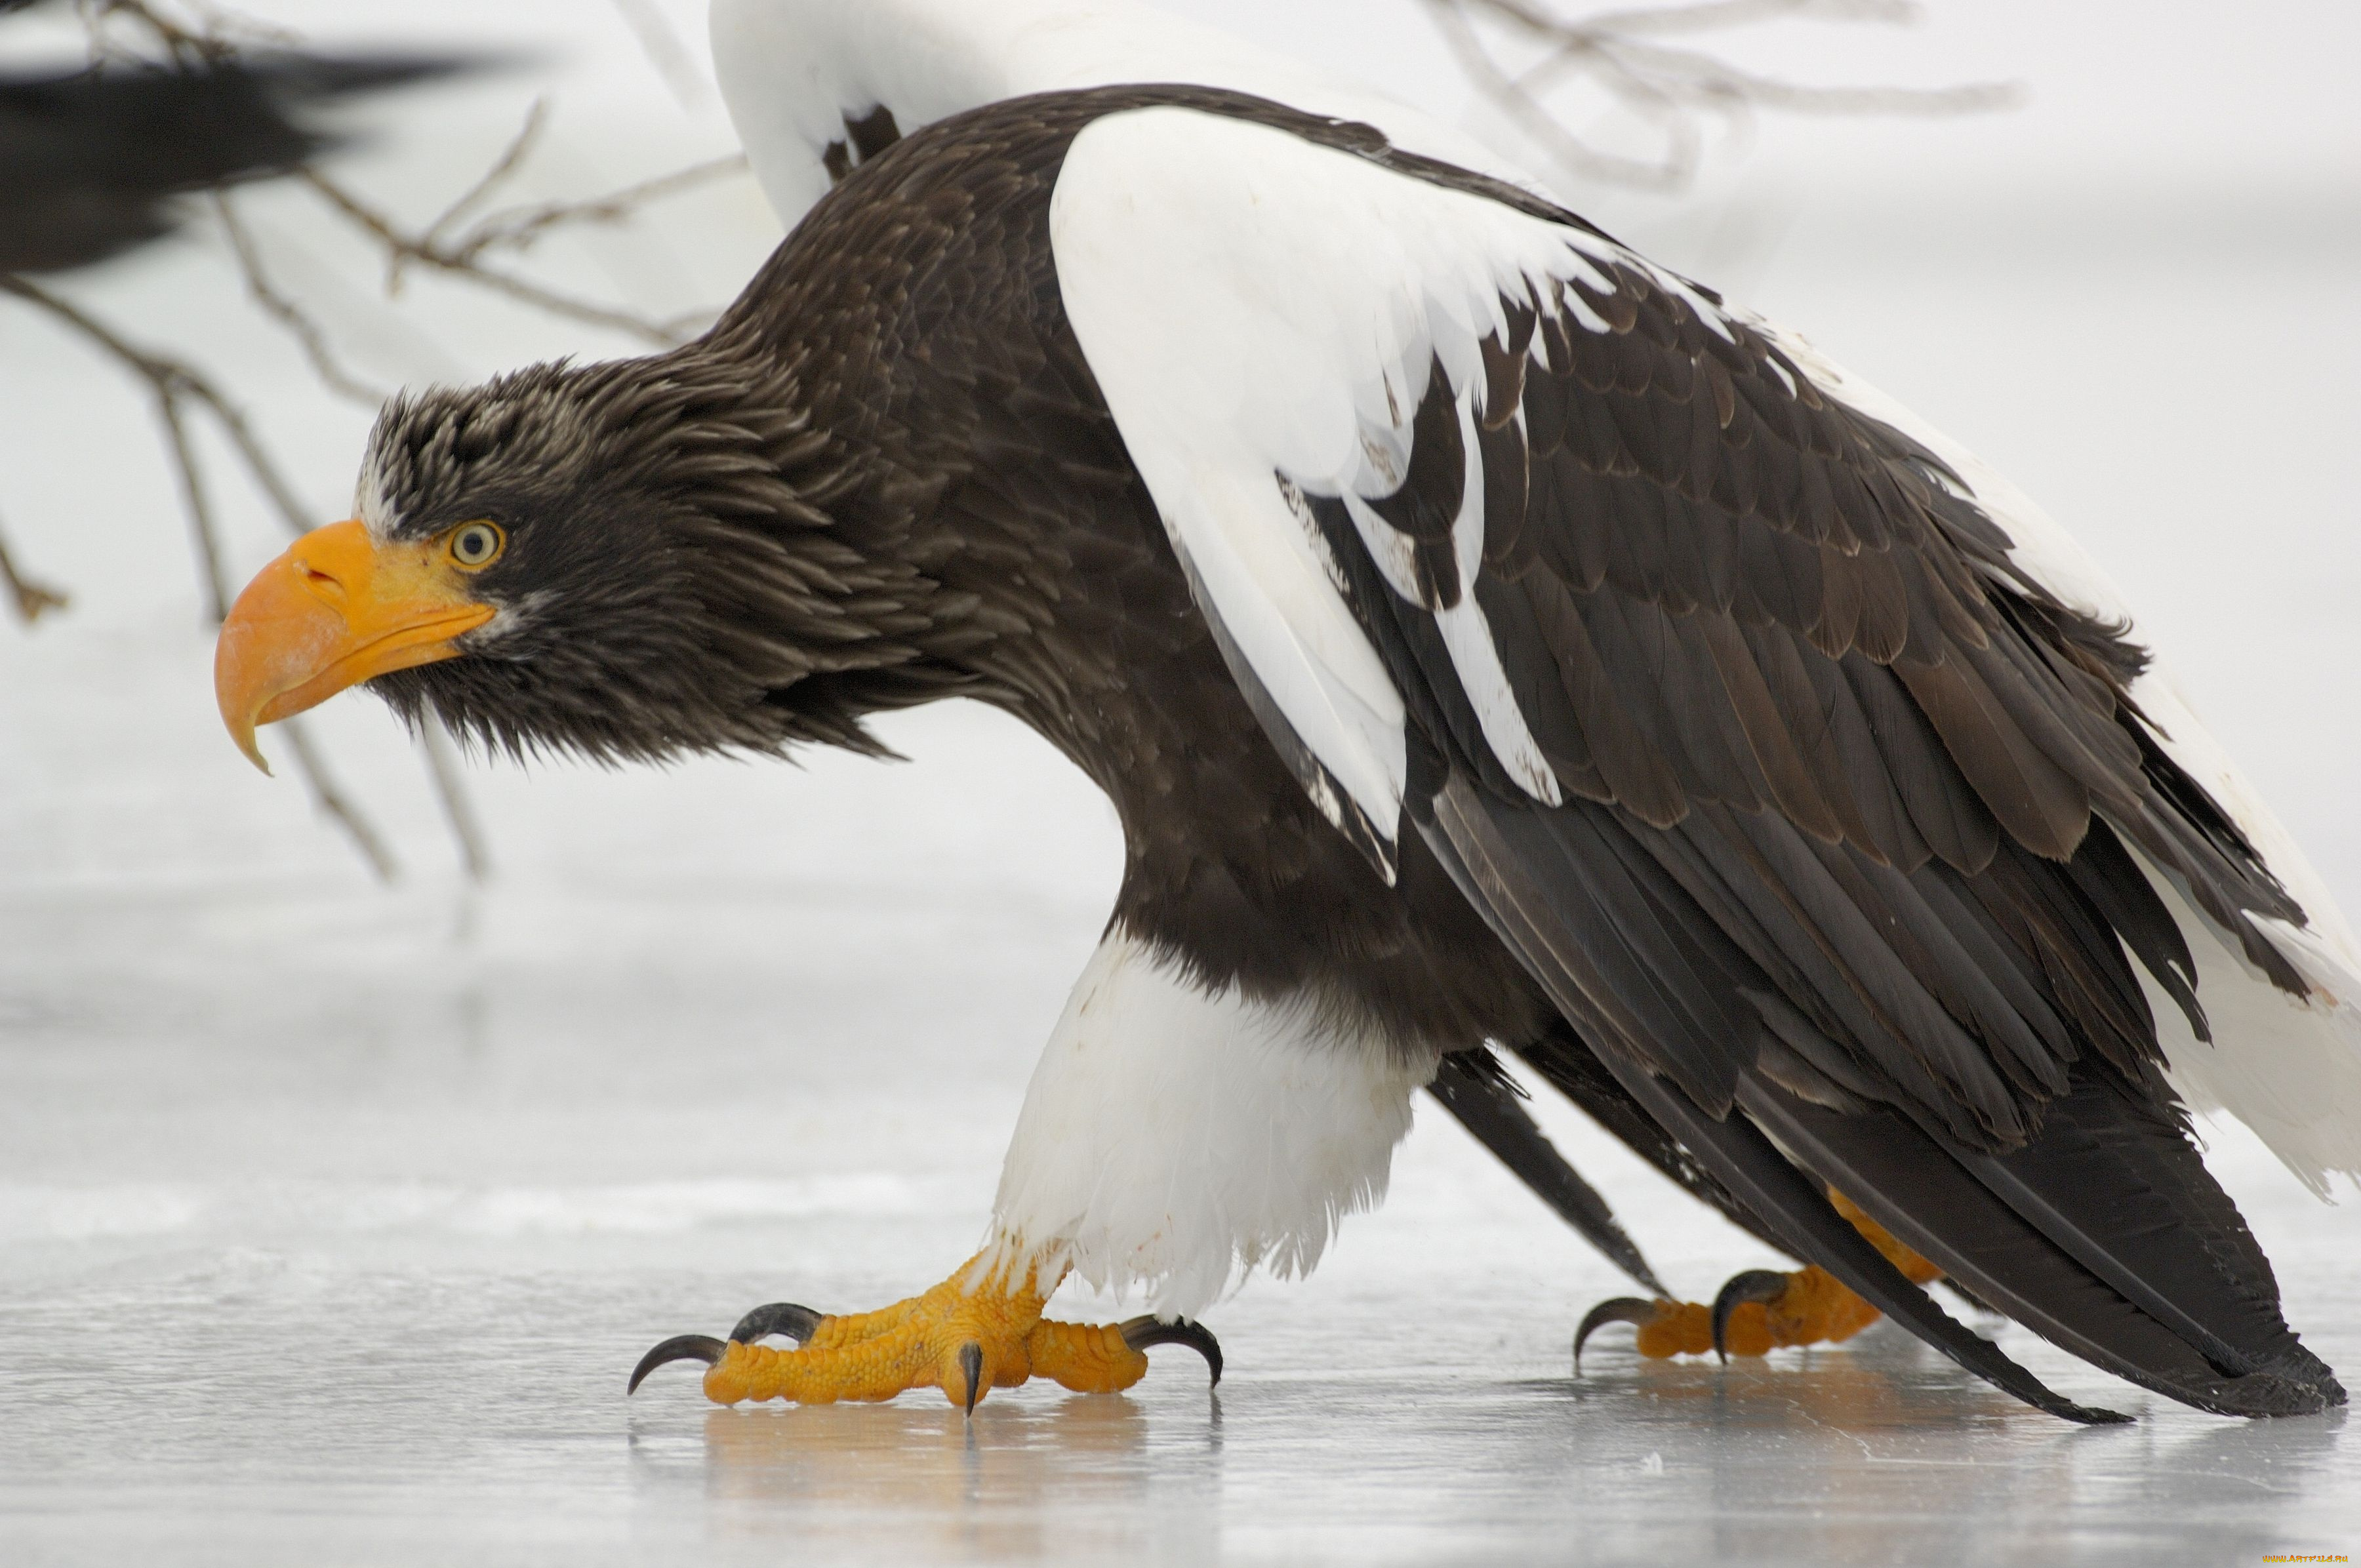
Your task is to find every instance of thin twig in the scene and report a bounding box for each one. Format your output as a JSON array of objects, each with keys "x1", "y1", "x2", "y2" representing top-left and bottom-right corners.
[
  {"x1": 0, "y1": 275, "x2": 313, "y2": 534},
  {"x1": 418, "y1": 713, "x2": 492, "y2": 883},
  {"x1": 151, "y1": 387, "x2": 231, "y2": 622},
  {"x1": 0, "y1": 272, "x2": 401, "y2": 881},
  {"x1": 277, "y1": 717, "x2": 402, "y2": 882},
  {"x1": 1427, "y1": 0, "x2": 2019, "y2": 191},
  {"x1": 448, "y1": 153, "x2": 748, "y2": 265},
  {"x1": 0, "y1": 513, "x2": 70, "y2": 624},
  {"x1": 213, "y1": 194, "x2": 390, "y2": 405},
  {"x1": 1430, "y1": 1, "x2": 1695, "y2": 188},
  {"x1": 86, "y1": 0, "x2": 243, "y2": 66},
  {"x1": 408, "y1": 98, "x2": 550, "y2": 287},
  {"x1": 300, "y1": 169, "x2": 697, "y2": 347},
  {"x1": 2, "y1": 275, "x2": 245, "y2": 612}
]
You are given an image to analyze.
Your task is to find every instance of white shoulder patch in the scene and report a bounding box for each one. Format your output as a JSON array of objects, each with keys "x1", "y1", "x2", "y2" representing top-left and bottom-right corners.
[{"x1": 1051, "y1": 107, "x2": 1620, "y2": 841}]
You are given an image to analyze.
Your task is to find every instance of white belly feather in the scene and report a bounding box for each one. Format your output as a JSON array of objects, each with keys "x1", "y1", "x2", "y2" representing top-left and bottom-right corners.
[{"x1": 989, "y1": 927, "x2": 1433, "y2": 1318}]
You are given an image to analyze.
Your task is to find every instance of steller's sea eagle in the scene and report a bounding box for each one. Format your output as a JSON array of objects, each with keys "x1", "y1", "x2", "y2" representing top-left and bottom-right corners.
[{"x1": 212, "y1": 0, "x2": 2361, "y2": 1422}]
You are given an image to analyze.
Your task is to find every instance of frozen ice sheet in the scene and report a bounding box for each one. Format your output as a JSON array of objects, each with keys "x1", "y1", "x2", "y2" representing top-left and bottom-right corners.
[
  {"x1": 1, "y1": 1133, "x2": 2356, "y2": 1567},
  {"x1": 2, "y1": 678, "x2": 2357, "y2": 1567}
]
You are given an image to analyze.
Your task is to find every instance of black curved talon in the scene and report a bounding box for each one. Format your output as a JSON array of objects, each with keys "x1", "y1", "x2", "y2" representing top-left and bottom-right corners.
[
  {"x1": 958, "y1": 1341, "x2": 986, "y2": 1415},
  {"x1": 728, "y1": 1301, "x2": 823, "y2": 1346},
  {"x1": 1710, "y1": 1270, "x2": 1792, "y2": 1363},
  {"x1": 628, "y1": 1333, "x2": 726, "y2": 1394},
  {"x1": 1119, "y1": 1315, "x2": 1224, "y2": 1385},
  {"x1": 1573, "y1": 1297, "x2": 1659, "y2": 1375}
]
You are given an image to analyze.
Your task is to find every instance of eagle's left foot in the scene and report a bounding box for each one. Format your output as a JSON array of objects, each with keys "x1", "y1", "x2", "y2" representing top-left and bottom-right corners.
[
  {"x1": 626, "y1": 1251, "x2": 1221, "y2": 1411},
  {"x1": 1574, "y1": 1262, "x2": 1895, "y2": 1366},
  {"x1": 1573, "y1": 1190, "x2": 1944, "y2": 1369}
]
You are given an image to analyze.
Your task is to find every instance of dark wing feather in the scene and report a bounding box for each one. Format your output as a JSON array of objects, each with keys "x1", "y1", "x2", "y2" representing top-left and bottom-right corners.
[
  {"x1": 1291, "y1": 134, "x2": 2338, "y2": 1417},
  {"x1": 1516, "y1": 1022, "x2": 1800, "y2": 1266},
  {"x1": 1426, "y1": 782, "x2": 2124, "y2": 1423}
]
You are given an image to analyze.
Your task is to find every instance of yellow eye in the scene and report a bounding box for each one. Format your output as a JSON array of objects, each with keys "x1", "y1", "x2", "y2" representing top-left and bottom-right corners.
[{"x1": 448, "y1": 522, "x2": 504, "y2": 570}]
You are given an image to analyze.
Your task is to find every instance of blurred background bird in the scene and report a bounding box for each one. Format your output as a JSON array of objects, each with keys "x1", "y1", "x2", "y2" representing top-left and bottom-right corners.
[{"x1": 0, "y1": 0, "x2": 469, "y2": 275}]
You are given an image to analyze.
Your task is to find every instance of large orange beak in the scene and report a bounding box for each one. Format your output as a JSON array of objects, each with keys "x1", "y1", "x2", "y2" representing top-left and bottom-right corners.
[{"x1": 214, "y1": 519, "x2": 494, "y2": 773}]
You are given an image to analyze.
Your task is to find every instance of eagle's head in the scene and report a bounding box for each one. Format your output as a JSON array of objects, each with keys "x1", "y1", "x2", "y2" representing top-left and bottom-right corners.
[{"x1": 215, "y1": 347, "x2": 940, "y2": 772}]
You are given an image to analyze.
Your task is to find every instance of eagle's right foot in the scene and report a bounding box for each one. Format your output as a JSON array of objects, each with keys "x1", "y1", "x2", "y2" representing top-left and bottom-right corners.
[{"x1": 626, "y1": 1250, "x2": 1221, "y2": 1411}]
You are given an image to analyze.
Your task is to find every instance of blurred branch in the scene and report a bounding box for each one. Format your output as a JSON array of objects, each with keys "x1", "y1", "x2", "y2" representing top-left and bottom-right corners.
[
  {"x1": 0, "y1": 277, "x2": 312, "y2": 540},
  {"x1": 412, "y1": 97, "x2": 553, "y2": 270},
  {"x1": 277, "y1": 717, "x2": 403, "y2": 883},
  {"x1": 297, "y1": 168, "x2": 709, "y2": 348},
  {"x1": 0, "y1": 272, "x2": 403, "y2": 880},
  {"x1": 1, "y1": 276, "x2": 306, "y2": 603},
  {"x1": 214, "y1": 194, "x2": 390, "y2": 405},
  {"x1": 0, "y1": 514, "x2": 70, "y2": 624},
  {"x1": 1426, "y1": 0, "x2": 2019, "y2": 191},
  {"x1": 291, "y1": 99, "x2": 746, "y2": 350},
  {"x1": 418, "y1": 712, "x2": 493, "y2": 881},
  {"x1": 437, "y1": 151, "x2": 751, "y2": 272},
  {"x1": 96, "y1": 0, "x2": 742, "y2": 349},
  {"x1": 81, "y1": 0, "x2": 276, "y2": 66}
]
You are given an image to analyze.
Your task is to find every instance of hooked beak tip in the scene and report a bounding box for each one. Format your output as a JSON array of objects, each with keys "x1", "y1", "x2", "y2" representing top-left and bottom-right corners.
[{"x1": 230, "y1": 720, "x2": 273, "y2": 776}]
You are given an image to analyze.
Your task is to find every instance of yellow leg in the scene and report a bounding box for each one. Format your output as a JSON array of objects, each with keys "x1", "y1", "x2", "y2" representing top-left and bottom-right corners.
[
  {"x1": 630, "y1": 1251, "x2": 1221, "y2": 1411},
  {"x1": 1576, "y1": 1189, "x2": 1943, "y2": 1366}
]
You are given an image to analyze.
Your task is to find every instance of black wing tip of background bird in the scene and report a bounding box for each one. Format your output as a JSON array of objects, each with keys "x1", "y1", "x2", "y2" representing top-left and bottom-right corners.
[
  {"x1": 0, "y1": 33, "x2": 515, "y2": 275},
  {"x1": 220, "y1": 46, "x2": 526, "y2": 104}
]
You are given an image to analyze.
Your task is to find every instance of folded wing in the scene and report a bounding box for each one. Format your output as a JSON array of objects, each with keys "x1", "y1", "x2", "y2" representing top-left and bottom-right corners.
[{"x1": 1053, "y1": 97, "x2": 2352, "y2": 1417}]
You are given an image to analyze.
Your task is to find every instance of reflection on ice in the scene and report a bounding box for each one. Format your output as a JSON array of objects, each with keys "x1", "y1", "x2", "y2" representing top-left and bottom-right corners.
[{"x1": 677, "y1": 1397, "x2": 1219, "y2": 1562}]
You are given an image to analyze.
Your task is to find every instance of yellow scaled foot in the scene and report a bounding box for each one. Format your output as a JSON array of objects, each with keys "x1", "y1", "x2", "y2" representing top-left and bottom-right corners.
[
  {"x1": 1575, "y1": 1190, "x2": 1945, "y2": 1369},
  {"x1": 627, "y1": 1253, "x2": 1222, "y2": 1412}
]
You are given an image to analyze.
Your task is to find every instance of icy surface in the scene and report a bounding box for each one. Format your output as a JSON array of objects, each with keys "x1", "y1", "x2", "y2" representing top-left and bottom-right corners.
[
  {"x1": 4, "y1": 0, "x2": 2361, "y2": 1561},
  {"x1": 2, "y1": 679, "x2": 2357, "y2": 1567}
]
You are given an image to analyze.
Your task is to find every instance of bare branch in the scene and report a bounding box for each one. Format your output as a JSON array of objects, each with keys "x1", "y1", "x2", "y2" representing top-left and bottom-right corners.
[
  {"x1": 1510, "y1": 0, "x2": 1920, "y2": 39},
  {"x1": 3, "y1": 277, "x2": 238, "y2": 605},
  {"x1": 1429, "y1": 0, "x2": 1698, "y2": 188},
  {"x1": 0, "y1": 276, "x2": 318, "y2": 535},
  {"x1": 85, "y1": 0, "x2": 243, "y2": 66},
  {"x1": 151, "y1": 383, "x2": 231, "y2": 621},
  {"x1": 298, "y1": 168, "x2": 696, "y2": 347},
  {"x1": 411, "y1": 99, "x2": 552, "y2": 273},
  {"x1": 445, "y1": 153, "x2": 749, "y2": 266},
  {"x1": 213, "y1": 194, "x2": 390, "y2": 405},
  {"x1": 277, "y1": 717, "x2": 403, "y2": 883},
  {"x1": 1426, "y1": 0, "x2": 2019, "y2": 192},
  {"x1": 0, "y1": 272, "x2": 399, "y2": 881},
  {"x1": 418, "y1": 713, "x2": 493, "y2": 883},
  {"x1": 0, "y1": 513, "x2": 70, "y2": 624}
]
